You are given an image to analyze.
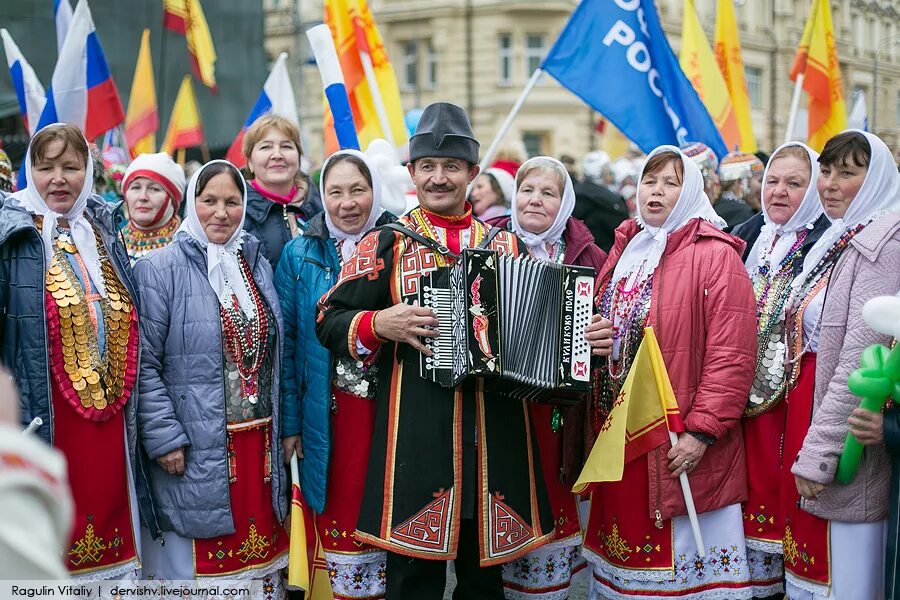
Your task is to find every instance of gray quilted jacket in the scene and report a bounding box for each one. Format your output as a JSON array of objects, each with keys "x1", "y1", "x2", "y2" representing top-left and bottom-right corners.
[
  {"x1": 134, "y1": 232, "x2": 287, "y2": 539},
  {"x1": 792, "y1": 212, "x2": 900, "y2": 522}
]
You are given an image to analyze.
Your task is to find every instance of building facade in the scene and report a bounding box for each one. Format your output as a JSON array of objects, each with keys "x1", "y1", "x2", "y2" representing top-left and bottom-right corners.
[{"x1": 264, "y1": 0, "x2": 900, "y2": 165}]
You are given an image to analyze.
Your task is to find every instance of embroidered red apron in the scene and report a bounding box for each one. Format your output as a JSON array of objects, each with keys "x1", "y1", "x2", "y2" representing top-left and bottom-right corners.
[{"x1": 742, "y1": 400, "x2": 788, "y2": 547}]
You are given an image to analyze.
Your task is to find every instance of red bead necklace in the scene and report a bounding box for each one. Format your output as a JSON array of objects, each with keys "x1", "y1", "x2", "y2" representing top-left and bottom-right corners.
[{"x1": 220, "y1": 256, "x2": 270, "y2": 404}]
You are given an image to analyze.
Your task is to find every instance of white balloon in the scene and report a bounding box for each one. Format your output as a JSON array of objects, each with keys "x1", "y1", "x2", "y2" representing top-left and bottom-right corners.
[{"x1": 861, "y1": 295, "x2": 900, "y2": 337}]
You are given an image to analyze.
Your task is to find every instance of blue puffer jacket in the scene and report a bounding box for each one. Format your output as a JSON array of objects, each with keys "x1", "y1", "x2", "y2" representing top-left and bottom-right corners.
[
  {"x1": 0, "y1": 195, "x2": 160, "y2": 533},
  {"x1": 134, "y1": 232, "x2": 287, "y2": 539},
  {"x1": 243, "y1": 177, "x2": 324, "y2": 269},
  {"x1": 275, "y1": 211, "x2": 394, "y2": 513}
]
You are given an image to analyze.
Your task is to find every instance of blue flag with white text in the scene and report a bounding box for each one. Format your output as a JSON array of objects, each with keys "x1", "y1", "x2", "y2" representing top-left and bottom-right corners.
[{"x1": 541, "y1": 0, "x2": 727, "y2": 159}]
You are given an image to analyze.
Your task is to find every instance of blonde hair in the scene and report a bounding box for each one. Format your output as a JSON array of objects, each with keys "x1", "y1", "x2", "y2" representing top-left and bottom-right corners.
[
  {"x1": 515, "y1": 158, "x2": 567, "y2": 196},
  {"x1": 241, "y1": 114, "x2": 302, "y2": 159}
]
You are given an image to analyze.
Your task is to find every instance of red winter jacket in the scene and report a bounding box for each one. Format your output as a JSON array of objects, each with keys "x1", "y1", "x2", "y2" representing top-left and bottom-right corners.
[{"x1": 598, "y1": 218, "x2": 757, "y2": 520}]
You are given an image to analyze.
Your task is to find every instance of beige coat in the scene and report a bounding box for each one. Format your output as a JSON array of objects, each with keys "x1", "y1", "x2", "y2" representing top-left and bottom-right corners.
[{"x1": 792, "y1": 212, "x2": 900, "y2": 522}]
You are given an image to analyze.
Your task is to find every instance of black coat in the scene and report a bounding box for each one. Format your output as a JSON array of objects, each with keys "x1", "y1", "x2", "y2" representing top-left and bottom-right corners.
[
  {"x1": 242, "y1": 175, "x2": 324, "y2": 268},
  {"x1": 731, "y1": 213, "x2": 832, "y2": 272},
  {"x1": 715, "y1": 195, "x2": 757, "y2": 232},
  {"x1": 572, "y1": 180, "x2": 629, "y2": 253},
  {"x1": 885, "y1": 407, "x2": 900, "y2": 599}
]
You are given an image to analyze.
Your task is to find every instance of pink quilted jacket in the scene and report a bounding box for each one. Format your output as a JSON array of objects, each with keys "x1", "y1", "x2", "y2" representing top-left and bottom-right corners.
[{"x1": 792, "y1": 212, "x2": 900, "y2": 522}]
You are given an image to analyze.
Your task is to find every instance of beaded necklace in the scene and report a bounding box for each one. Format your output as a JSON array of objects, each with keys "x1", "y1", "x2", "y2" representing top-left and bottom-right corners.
[
  {"x1": 410, "y1": 208, "x2": 483, "y2": 266},
  {"x1": 745, "y1": 230, "x2": 808, "y2": 415},
  {"x1": 122, "y1": 216, "x2": 180, "y2": 260},
  {"x1": 219, "y1": 255, "x2": 270, "y2": 405},
  {"x1": 784, "y1": 223, "x2": 868, "y2": 386}
]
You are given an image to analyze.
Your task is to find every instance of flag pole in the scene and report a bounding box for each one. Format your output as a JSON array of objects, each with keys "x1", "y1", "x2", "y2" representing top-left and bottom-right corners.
[
  {"x1": 669, "y1": 430, "x2": 706, "y2": 557},
  {"x1": 784, "y1": 73, "x2": 805, "y2": 144},
  {"x1": 478, "y1": 68, "x2": 543, "y2": 171},
  {"x1": 357, "y1": 48, "x2": 395, "y2": 146}
]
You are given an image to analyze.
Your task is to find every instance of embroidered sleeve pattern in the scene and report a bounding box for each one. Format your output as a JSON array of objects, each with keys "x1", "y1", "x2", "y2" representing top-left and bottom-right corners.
[{"x1": 337, "y1": 231, "x2": 385, "y2": 284}]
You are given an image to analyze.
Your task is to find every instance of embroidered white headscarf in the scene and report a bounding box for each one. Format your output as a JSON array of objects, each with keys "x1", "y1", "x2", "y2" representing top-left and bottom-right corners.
[
  {"x1": 612, "y1": 145, "x2": 726, "y2": 286},
  {"x1": 320, "y1": 149, "x2": 385, "y2": 261},
  {"x1": 177, "y1": 160, "x2": 255, "y2": 317},
  {"x1": 745, "y1": 142, "x2": 823, "y2": 277},
  {"x1": 7, "y1": 124, "x2": 105, "y2": 296},
  {"x1": 511, "y1": 156, "x2": 577, "y2": 260},
  {"x1": 794, "y1": 130, "x2": 900, "y2": 289}
]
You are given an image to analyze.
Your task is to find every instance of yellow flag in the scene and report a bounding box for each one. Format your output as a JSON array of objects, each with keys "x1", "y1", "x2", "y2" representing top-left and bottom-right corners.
[
  {"x1": 160, "y1": 76, "x2": 203, "y2": 155},
  {"x1": 163, "y1": 0, "x2": 217, "y2": 92},
  {"x1": 714, "y1": 0, "x2": 757, "y2": 153},
  {"x1": 680, "y1": 0, "x2": 741, "y2": 153},
  {"x1": 790, "y1": 0, "x2": 846, "y2": 152},
  {"x1": 324, "y1": 0, "x2": 408, "y2": 154},
  {"x1": 573, "y1": 328, "x2": 684, "y2": 493},
  {"x1": 124, "y1": 29, "x2": 157, "y2": 157},
  {"x1": 287, "y1": 454, "x2": 310, "y2": 592}
]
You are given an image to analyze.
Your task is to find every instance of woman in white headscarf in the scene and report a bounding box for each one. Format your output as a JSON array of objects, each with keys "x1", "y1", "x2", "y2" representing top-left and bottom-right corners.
[
  {"x1": 0, "y1": 123, "x2": 144, "y2": 581},
  {"x1": 275, "y1": 149, "x2": 395, "y2": 600},
  {"x1": 778, "y1": 130, "x2": 900, "y2": 599},
  {"x1": 580, "y1": 146, "x2": 758, "y2": 599},
  {"x1": 484, "y1": 156, "x2": 606, "y2": 600},
  {"x1": 729, "y1": 142, "x2": 829, "y2": 598},
  {"x1": 134, "y1": 160, "x2": 289, "y2": 593}
]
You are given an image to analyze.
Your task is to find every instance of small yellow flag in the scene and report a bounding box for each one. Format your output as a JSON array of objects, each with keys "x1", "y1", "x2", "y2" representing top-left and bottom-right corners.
[
  {"x1": 714, "y1": 0, "x2": 757, "y2": 153},
  {"x1": 160, "y1": 76, "x2": 204, "y2": 156},
  {"x1": 573, "y1": 328, "x2": 684, "y2": 493},
  {"x1": 124, "y1": 29, "x2": 157, "y2": 157}
]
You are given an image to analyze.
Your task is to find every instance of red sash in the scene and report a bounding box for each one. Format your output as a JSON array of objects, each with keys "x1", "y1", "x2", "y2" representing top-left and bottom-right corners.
[
  {"x1": 194, "y1": 423, "x2": 289, "y2": 576},
  {"x1": 742, "y1": 401, "x2": 788, "y2": 546},
  {"x1": 52, "y1": 378, "x2": 137, "y2": 576},
  {"x1": 584, "y1": 457, "x2": 674, "y2": 573},
  {"x1": 530, "y1": 403, "x2": 581, "y2": 541},
  {"x1": 316, "y1": 387, "x2": 379, "y2": 554},
  {"x1": 781, "y1": 354, "x2": 830, "y2": 587}
]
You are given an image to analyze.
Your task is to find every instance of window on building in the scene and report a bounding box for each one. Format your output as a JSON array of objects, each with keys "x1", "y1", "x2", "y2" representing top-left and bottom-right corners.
[
  {"x1": 498, "y1": 33, "x2": 513, "y2": 86},
  {"x1": 522, "y1": 131, "x2": 546, "y2": 157},
  {"x1": 896, "y1": 91, "x2": 900, "y2": 126},
  {"x1": 424, "y1": 40, "x2": 437, "y2": 90},
  {"x1": 525, "y1": 34, "x2": 546, "y2": 77},
  {"x1": 745, "y1": 66, "x2": 763, "y2": 109},
  {"x1": 401, "y1": 41, "x2": 419, "y2": 92}
]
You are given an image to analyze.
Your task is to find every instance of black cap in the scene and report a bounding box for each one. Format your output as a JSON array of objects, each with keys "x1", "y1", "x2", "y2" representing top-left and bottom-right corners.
[{"x1": 409, "y1": 102, "x2": 479, "y2": 164}]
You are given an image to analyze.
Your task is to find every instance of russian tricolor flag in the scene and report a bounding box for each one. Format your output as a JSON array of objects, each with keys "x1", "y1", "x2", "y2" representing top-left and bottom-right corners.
[
  {"x1": 307, "y1": 24, "x2": 359, "y2": 152},
  {"x1": 37, "y1": 0, "x2": 124, "y2": 141},
  {"x1": 1, "y1": 29, "x2": 46, "y2": 135},
  {"x1": 225, "y1": 52, "x2": 300, "y2": 167},
  {"x1": 54, "y1": 0, "x2": 74, "y2": 54}
]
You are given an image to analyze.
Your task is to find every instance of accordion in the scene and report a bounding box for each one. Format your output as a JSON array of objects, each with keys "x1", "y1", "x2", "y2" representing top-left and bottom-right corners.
[{"x1": 415, "y1": 248, "x2": 595, "y2": 399}]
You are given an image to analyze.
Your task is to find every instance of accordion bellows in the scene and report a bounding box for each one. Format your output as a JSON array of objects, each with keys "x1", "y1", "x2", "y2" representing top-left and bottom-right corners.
[{"x1": 417, "y1": 248, "x2": 595, "y2": 400}]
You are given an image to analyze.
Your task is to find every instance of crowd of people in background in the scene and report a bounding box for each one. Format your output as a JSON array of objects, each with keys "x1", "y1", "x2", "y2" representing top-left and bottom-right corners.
[{"x1": 1, "y1": 106, "x2": 900, "y2": 600}]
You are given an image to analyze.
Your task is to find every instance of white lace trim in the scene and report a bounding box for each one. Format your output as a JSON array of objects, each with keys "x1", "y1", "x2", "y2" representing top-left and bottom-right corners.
[
  {"x1": 71, "y1": 558, "x2": 140, "y2": 582},
  {"x1": 195, "y1": 553, "x2": 289, "y2": 583},
  {"x1": 589, "y1": 570, "x2": 755, "y2": 600},
  {"x1": 581, "y1": 546, "x2": 675, "y2": 584},
  {"x1": 785, "y1": 571, "x2": 831, "y2": 597},
  {"x1": 538, "y1": 532, "x2": 583, "y2": 553},
  {"x1": 745, "y1": 537, "x2": 783, "y2": 554},
  {"x1": 324, "y1": 549, "x2": 386, "y2": 566},
  {"x1": 504, "y1": 588, "x2": 569, "y2": 600},
  {"x1": 751, "y1": 581, "x2": 785, "y2": 597}
]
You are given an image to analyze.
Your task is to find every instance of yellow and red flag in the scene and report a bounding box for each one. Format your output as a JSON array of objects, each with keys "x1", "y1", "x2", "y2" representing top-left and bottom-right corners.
[
  {"x1": 163, "y1": 0, "x2": 217, "y2": 92},
  {"x1": 679, "y1": 0, "x2": 741, "y2": 153},
  {"x1": 324, "y1": 0, "x2": 408, "y2": 155},
  {"x1": 573, "y1": 328, "x2": 683, "y2": 493},
  {"x1": 124, "y1": 29, "x2": 157, "y2": 158},
  {"x1": 287, "y1": 454, "x2": 310, "y2": 592},
  {"x1": 790, "y1": 0, "x2": 846, "y2": 152},
  {"x1": 714, "y1": 0, "x2": 757, "y2": 153},
  {"x1": 160, "y1": 75, "x2": 203, "y2": 155}
]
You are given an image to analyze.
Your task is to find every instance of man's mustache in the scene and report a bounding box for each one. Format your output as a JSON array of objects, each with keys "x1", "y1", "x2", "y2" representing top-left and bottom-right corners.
[{"x1": 425, "y1": 185, "x2": 455, "y2": 193}]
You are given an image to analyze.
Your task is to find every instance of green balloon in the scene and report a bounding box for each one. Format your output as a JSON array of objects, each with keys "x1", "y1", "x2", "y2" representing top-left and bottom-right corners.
[
  {"x1": 848, "y1": 370, "x2": 892, "y2": 398},
  {"x1": 884, "y1": 345, "x2": 900, "y2": 381}
]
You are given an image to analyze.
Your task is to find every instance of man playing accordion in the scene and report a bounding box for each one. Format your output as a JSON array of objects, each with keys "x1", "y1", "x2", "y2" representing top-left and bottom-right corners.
[{"x1": 316, "y1": 102, "x2": 557, "y2": 599}]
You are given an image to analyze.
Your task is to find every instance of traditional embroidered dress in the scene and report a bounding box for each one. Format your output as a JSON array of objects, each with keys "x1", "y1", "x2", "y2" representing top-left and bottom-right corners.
[
  {"x1": 740, "y1": 141, "x2": 824, "y2": 597},
  {"x1": 43, "y1": 221, "x2": 141, "y2": 581},
  {"x1": 781, "y1": 224, "x2": 882, "y2": 600},
  {"x1": 315, "y1": 149, "x2": 387, "y2": 600},
  {"x1": 121, "y1": 215, "x2": 180, "y2": 262},
  {"x1": 582, "y1": 146, "x2": 754, "y2": 600},
  {"x1": 500, "y1": 157, "x2": 592, "y2": 600},
  {"x1": 316, "y1": 204, "x2": 555, "y2": 567}
]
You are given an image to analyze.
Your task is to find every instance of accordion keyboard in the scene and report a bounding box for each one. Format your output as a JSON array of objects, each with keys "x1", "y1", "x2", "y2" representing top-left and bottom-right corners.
[{"x1": 421, "y1": 284, "x2": 453, "y2": 373}]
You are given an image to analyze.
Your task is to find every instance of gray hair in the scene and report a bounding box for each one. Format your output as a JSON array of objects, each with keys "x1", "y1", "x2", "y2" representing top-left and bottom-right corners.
[{"x1": 515, "y1": 157, "x2": 568, "y2": 196}]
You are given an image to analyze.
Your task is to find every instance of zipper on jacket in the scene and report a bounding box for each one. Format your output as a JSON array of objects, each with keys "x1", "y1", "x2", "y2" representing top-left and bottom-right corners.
[{"x1": 40, "y1": 235, "x2": 54, "y2": 445}]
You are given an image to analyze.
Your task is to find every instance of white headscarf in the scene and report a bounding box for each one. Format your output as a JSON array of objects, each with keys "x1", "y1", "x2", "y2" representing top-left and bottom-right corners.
[
  {"x1": 177, "y1": 160, "x2": 255, "y2": 317},
  {"x1": 6, "y1": 124, "x2": 105, "y2": 296},
  {"x1": 511, "y1": 156, "x2": 577, "y2": 260},
  {"x1": 794, "y1": 130, "x2": 900, "y2": 289},
  {"x1": 745, "y1": 142, "x2": 823, "y2": 277},
  {"x1": 320, "y1": 149, "x2": 386, "y2": 262},
  {"x1": 612, "y1": 145, "x2": 726, "y2": 286}
]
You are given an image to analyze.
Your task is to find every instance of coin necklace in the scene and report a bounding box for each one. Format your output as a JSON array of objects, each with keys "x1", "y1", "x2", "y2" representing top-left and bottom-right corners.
[
  {"x1": 45, "y1": 224, "x2": 137, "y2": 420},
  {"x1": 220, "y1": 255, "x2": 270, "y2": 405}
]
